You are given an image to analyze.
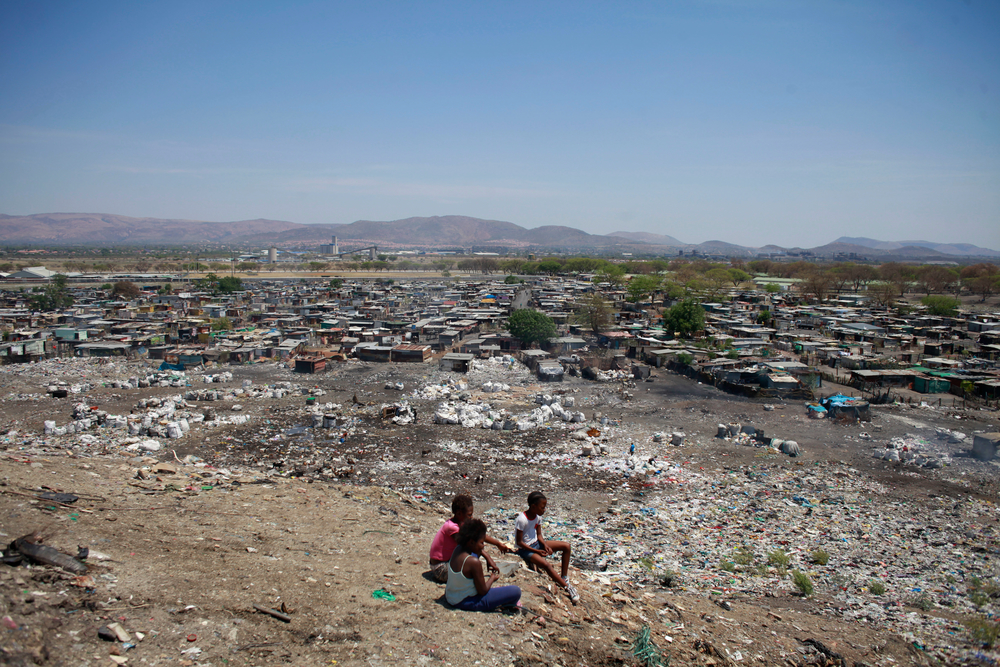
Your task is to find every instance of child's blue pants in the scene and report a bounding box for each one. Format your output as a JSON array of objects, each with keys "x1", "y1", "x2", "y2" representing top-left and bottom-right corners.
[{"x1": 453, "y1": 585, "x2": 521, "y2": 612}]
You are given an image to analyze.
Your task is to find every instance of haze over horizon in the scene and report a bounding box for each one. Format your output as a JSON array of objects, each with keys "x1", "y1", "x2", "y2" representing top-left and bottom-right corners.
[{"x1": 1, "y1": 1, "x2": 998, "y2": 248}]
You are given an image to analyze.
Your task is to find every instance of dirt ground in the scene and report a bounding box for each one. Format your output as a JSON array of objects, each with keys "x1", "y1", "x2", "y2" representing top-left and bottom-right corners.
[{"x1": 2, "y1": 357, "x2": 999, "y2": 666}]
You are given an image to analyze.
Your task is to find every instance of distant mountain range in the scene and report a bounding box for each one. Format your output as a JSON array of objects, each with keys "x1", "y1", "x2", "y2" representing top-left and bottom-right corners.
[{"x1": 1, "y1": 212, "x2": 997, "y2": 259}]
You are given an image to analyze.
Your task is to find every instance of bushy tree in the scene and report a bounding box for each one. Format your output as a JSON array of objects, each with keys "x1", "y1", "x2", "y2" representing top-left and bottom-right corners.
[
  {"x1": 728, "y1": 268, "x2": 751, "y2": 287},
  {"x1": 112, "y1": 280, "x2": 141, "y2": 299},
  {"x1": 30, "y1": 274, "x2": 74, "y2": 311},
  {"x1": 664, "y1": 299, "x2": 705, "y2": 338},
  {"x1": 626, "y1": 275, "x2": 662, "y2": 303},
  {"x1": 507, "y1": 309, "x2": 557, "y2": 346},
  {"x1": 574, "y1": 293, "x2": 613, "y2": 333},
  {"x1": 921, "y1": 295, "x2": 961, "y2": 317},
  {"x1": 537, "y1": 259, "x2": 563, "y2": 275},
  {"x1": 217, "y1": 276, "x2": 243, "y2": 293}
]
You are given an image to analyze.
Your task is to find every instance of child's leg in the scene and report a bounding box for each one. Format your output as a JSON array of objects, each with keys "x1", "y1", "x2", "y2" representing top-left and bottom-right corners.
[
  {"x1": 455, "y1": 586, "x2": 521, "y2": 612},
  {"x1": 527, "y1": 552, "x2": 567, "y2": 588},
  {"x1": 545, "y1": 540, "x2": 572, "y2": 581}
]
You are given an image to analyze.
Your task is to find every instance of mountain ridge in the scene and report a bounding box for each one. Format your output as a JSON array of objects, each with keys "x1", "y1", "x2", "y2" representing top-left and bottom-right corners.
[{"x1": 0, "y1": 212, "x2": 996, "y2": 258}]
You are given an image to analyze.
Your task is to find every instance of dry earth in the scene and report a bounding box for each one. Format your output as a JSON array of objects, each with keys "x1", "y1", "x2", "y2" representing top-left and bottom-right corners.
[{"x1": 2, "y1": 357, "x2": 999, "y2": 667}]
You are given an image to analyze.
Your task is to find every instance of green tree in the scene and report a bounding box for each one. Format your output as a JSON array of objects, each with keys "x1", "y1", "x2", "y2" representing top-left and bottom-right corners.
[
  {"x1": 507, "y1": 309, "x2": 557, "y2": 346},
  {"x1": 158, "y1": 283, "x2": 173, "y2": 295},
  {"x1": 627, "y1": 274, "x2": 662, "y2": 303},
  {"x1": 705, "y1": 268, "x2": 731, "y2": 295},
  {"x1": 728, "y1": 268, "x2": 751, "y2": 287},
  {"x1": 328, "y1": 278, "x2": 344, "y2": 289},
  {"x1": 112, "y1": 280, "x2": 141, "y2": 299},
  {"x1": 211, "y1": 317, "x2": 232, "y2": 331},
  {"x1": 921, "y1": 295, "x2": 961, "y2": 317},
  {"x1": 504, "y1": 275, "x2": 523, "y2": 284},
  {"x1": 537, "y1": 259, "x2": 563, "y2": 275},
  {"x1": 30, "y1": 274, "x2": 74, "y2": 311},
  {"x1": 961, "y1": 263, "x2": 1000, "y2": 302},
  {"x1": 562, "y1": 257, "x2": 602, "y2": 273},
  {"x1": 664, "y1": 299, "x2": 705, "y2": 338},
  {"x1": 217, "y1": 276, "x2": 243, "y2": 293},
  {"x1": 593, "y1": 264, "x2": 626, "y2": 286},
  {"x1": 574, "y1": 292, "x2": 613, "y2": 334}
]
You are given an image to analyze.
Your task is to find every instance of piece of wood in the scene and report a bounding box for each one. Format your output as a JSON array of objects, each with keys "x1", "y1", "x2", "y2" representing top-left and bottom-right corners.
[{"x1": 253, "y1": 603, "x2": 291, "y2": 623}]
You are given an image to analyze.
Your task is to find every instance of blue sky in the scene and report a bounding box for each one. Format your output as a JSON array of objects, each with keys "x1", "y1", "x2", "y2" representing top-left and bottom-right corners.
[{"x1": 1, "y1": 1, "x2": 997, "y2": 248}]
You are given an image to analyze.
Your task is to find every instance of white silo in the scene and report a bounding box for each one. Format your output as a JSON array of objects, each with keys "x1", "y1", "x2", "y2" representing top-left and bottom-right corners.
[{"x1": 268, "y1": 247, "x2": 277, "y2": 263}]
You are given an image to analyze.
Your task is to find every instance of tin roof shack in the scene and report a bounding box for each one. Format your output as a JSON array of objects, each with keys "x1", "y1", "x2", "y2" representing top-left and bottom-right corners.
[
  {"x1": 820, "y1": 394, "x2": 871, "y2": 422},
  {"x1": 971, "y1": 433, "x2": 1000, "y2": 461},
  {"x1": 537, "y1": 359, "x2": 565, "y2": 382},
  {"x1": 549, "y1": 336, "x2": 587, "y2": 354},
  {"x1": 437, "y1": 329, "x2": 463, "y2": 349},
  {"x1": 391, "y1": 344, "x2": 431, "y2": 363},
  {"x1": 294, "y1": 355, "x2": 327, "y2": 374},
  {"x1": 355, "y1": 343, "x2": 393, "y2": 363},
  {"x1": 0, "y1": 338, "x2": 55, "y2": 363},
  {"x1": 850, "y1": 368, "x2": 924, "y2": 390},
  {"x1": 75, "y1": 342, "x2": 130, "y2": 358},
  {"x1": 440, "y1": 352, "x2": 474, "y2": 373},
  {"x1": 519, "y1": 349, "x2": 550, "y2": 372}
]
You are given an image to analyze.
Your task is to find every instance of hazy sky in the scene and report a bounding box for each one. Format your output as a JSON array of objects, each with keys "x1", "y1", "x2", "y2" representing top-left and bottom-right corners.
[{"x1": 1, "y1": 1, "x2": 998, "y2": 248}]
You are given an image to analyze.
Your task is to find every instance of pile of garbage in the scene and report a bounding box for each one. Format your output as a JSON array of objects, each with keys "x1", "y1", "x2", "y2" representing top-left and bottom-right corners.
[
  {"x1": 432, "y1": 393, "x2": 587, "y2": 431},
  {"x1": 872, "y1": 434, "x2": 951, "y2": 468},
  {"x1": 481, "y1": 381, "x2": 510, "y2": 393},
  {"x1": 45, "y1": 381, "x2": 94, "y2": 396},
  {"x1": 412, "y1": 379, "x2": 469, "y2": 400},
  {"x1": 716, "y1": 422, "x2": 800, "y2": 457},
  {"x1": 467, "y1": 355, "x2": 533, "y2": 384},
  {"x1": 582, "y1": 367, "x2": 633, "y2": 382}
]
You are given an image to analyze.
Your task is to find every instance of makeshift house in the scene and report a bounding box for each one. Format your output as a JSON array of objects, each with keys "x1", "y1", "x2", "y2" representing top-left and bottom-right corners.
[
  {"x1": 439, "y1": 352, "x2": 474, "y2": 373},
  {"x1": 820, "y1": 394, "x2": 870, "y2": 422}
]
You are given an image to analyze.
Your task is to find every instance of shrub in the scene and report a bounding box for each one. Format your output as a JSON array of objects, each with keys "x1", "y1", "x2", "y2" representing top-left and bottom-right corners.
[
  {"x1": 811, "y1": 548, "x2": 829, "y2": 566},
  {"x1": 869, "y1": 580, "x2": 886, "y2": 596},
  {"x1": 768, "y1": 549, "x2": 791, "y2": 568},
  {"x1": 970, "y1": 591, "x2": 989, "y2": 608},
  {"x1": 792, "y1": 570, "x2": 813, "y2": 597},
  {"x1": 732, "y1": 547, "x2": 755, "y2": 566},
  {"x1": 912, "y1": 592, "x2": 934, "y2": 612},
  {"x1": 720, "y1": 560, "x2": 735, "y2": 573},
  {"x1": 966, "y1": 617, "x2": 1000, "y2": 647}
]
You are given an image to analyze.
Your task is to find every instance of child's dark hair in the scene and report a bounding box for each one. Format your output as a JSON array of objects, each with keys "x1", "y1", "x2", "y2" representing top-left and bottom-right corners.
[
  {"x1": 527, "y1": 491, "x2": 546, "y2": 507},
  {"x1": 452, "y1": 494, "x2": 473, "y2": 516},
  {"x1": 455, "y1": 518, "x2": 487, "y2": 550}
]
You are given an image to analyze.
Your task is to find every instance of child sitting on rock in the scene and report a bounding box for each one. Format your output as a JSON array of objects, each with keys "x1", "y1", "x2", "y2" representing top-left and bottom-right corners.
[
  {"x1": 429, "y1": 494, "x2": 509, "y2": 583},
  {"x1": 515, "y1": 491, "x2": 579, "y2": 603}
]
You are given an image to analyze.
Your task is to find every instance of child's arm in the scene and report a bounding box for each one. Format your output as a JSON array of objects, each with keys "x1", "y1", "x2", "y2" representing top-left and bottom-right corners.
[
  {"x1": 515, "y1": 527, "x2": 541, "y2": 554},
  {"x1": 468, "y1": 554, "x2": 499, "y2": 596},
  {"x1": 482, "y1": 551, "x2": 499, "y2": 573},
  {"x1": 485, "y1": 535, "x2": 511, "y2": 554},
  {"x1": 535, "y1": 523, "x2": 554, "y2": 556}
]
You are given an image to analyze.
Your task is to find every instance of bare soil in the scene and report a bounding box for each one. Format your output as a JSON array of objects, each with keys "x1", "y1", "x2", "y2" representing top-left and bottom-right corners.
[{"x1": 2, "y1": 358, "x2": 999, "y2": 666}]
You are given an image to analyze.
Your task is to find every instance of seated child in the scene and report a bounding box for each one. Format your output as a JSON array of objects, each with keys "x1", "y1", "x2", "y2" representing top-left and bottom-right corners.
[
  {"x1": 429, "y1": 494, "x2": 510, "y2": 583},
  {"x1": 446, "y1": 519, "x2": 521, "y2": 612},
  {"x1": 515, "y1": 491, "x2": 579, "y2": 602}
]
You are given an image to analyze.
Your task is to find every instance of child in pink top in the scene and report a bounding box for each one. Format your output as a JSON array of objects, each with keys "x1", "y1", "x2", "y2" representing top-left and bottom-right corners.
[{"x1": 429, "y1": 494, "x2": 509, "y2": 583}]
